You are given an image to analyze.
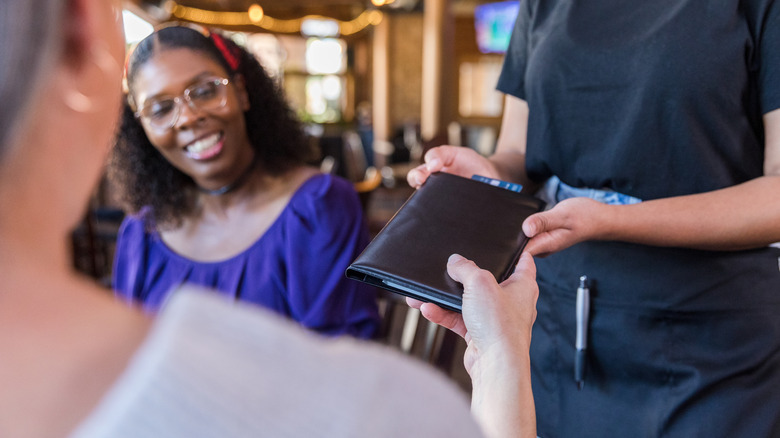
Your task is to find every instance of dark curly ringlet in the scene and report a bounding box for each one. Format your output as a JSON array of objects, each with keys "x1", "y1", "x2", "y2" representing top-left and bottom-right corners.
[{"x1": 109, "y1": 25, "x2": 313, "y2": 228}]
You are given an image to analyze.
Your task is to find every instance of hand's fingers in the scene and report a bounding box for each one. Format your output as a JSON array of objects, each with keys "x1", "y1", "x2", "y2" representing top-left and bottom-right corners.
[
  {"x1": 445, "y1": 253, "x2": 479, "y2": 285},
  {"x1": 503, "y1": 253, "x2": 538, "y2": 291},
  {"x1": 406, "y1": 163, "x2": 430, "y2": 188},
  {"x1": 408, "y1": 295, "x2": 467, "y2": 338},
  {"x1": 522, "y1": 211, "x2": 549, "y2": 238},
  {"x1": 406, "y1": 297, "x2": 425, "y2": 309},
  {"x1": 423, "y1": 146, "x2": 462, "y2": 173},
  {"x1": 409, "y1": 145, "x2": 461, "y2": 187},
  {"x1": 419, "y1": 302, "x2": 468, "y2": 338},
  {"x1": 446, "y1": 253, "x2": 494, "y2": 292},
  {"x1": 422, "y1": 147, "x2": 445, "y2": 172},
  {"x1": 511, "y1": 252, "x2": 536, "y2": 279},
  {"x1": 522, "y1": 233, "x2": 559, "y2": 257},
  {"x1": 425, "y1": 157, "x2": 443, "y2": 173},
  {"x1": 524, "y1": 248, "x2": 552, "y2": 258}
]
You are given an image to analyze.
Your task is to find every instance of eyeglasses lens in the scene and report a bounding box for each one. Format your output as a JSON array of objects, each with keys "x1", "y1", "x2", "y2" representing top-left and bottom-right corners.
[{"x1": 140, "y1": 78, "x2": 228, "y2": 129}]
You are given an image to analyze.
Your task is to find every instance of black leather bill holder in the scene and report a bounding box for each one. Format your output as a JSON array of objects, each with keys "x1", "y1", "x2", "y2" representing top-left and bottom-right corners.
[{"x1": 346, "y1": 172, "x2": 545, "y2": 313}]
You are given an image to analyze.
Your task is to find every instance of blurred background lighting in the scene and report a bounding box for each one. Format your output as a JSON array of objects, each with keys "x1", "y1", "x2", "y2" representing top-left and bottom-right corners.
[
  {"x1": 305, "y1": 38, "x2": 345, "y2": 75},
  {"x1": 123, "y1": 10, "x2": 154, "y2": 44},
  {"x1": 248, "y1": 4, "x2": 264, "y2": 23}
]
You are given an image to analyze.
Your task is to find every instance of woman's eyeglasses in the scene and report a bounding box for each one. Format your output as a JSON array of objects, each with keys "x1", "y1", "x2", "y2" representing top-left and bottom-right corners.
[{"x1": 135, "y1": 77, "x2": 230, "y2": 130}]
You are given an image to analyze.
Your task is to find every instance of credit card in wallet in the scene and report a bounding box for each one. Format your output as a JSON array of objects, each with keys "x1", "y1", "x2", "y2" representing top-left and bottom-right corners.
[{"x1": 471, "y1": 174, "x2": 523, "y2": 193}]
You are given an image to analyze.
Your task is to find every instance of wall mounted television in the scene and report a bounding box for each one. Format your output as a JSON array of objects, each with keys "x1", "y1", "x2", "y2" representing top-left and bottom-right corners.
[{"x1": 474, "y1": 0, "x2": 520, "y2": 54}]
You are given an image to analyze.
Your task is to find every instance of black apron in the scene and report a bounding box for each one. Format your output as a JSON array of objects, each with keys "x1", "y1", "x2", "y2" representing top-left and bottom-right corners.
[{"x1": 531, "y1": 241, "x2": 780, "y2": 437}]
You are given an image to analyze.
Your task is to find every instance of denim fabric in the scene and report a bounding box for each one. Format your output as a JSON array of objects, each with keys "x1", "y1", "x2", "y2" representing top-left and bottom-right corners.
[{"x1": 538, "y1": 176, "x2": 642, "y2": 209}]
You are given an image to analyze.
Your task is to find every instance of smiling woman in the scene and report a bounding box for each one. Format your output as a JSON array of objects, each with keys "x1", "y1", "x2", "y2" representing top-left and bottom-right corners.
[{"x1": 109, "y1": 25, "x2": 381, "y2": 338}]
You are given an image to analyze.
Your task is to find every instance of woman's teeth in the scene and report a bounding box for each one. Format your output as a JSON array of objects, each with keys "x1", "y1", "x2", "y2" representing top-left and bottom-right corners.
[{"x1": 186, "y1": 133, "x2": 222, "y2": 159}]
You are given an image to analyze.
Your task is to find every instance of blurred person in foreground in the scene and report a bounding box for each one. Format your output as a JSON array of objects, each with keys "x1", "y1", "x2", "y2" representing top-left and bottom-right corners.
[{"x1": 0, "y1": 1, "x2": 537, "y2": 437}]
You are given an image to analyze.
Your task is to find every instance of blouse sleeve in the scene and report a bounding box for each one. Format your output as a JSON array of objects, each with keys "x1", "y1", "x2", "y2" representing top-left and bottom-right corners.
[
  {"x1": 112, "y1": 213, "x2": 149, "y2": 306},
  {"x1": 282, "y1": 175, "x2": 380, "y2": 338},
  {"x1": 496, "y1": 0, "x2": 532, "y2": 99}
]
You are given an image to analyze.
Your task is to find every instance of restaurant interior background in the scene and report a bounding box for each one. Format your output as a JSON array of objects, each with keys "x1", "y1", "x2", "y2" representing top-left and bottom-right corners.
[{"x1": 74, "y1": 0, "x2": 520, "y2": 392}]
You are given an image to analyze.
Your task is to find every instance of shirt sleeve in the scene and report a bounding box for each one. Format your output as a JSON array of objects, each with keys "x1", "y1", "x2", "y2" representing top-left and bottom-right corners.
[
  {"x1": 757, "y1": 0, "x2": 780, "y2": 114},
  {"x1": 496, "y1": 0, "x2": 532, "y2": 99},
  {"x1": 112, "y1": 213, "x2": 148, "y2": 306},
  {"x1": 282, "y1": 175, "x2": 381, "y2": 338}
]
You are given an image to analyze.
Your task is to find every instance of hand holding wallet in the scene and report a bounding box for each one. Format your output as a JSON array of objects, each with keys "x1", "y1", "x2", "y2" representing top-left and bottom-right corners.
[{"x1": 346, "y1": 172, "x2": 545, "y2": 312}]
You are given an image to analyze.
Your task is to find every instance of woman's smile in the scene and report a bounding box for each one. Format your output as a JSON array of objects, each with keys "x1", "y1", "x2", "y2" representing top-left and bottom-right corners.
[
  {"x1": 184, "y1": 132, "x2": 224, "y2": 160},
  {"x1": 132, "y1": 48, "x2": 255, "y2": 189}
]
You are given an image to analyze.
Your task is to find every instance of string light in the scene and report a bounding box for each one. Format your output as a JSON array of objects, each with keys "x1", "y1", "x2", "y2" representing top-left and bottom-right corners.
[
  {"x1": 168, "y1": 2, "x2": 383, "y2": 35},
  {"x1": 248, "y1": 4, "x2": 264, "y2": 23}
]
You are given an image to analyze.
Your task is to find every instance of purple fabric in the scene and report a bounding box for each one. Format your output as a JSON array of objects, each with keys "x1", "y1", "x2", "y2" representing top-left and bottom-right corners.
[{"x1": 113, "y1": 174, "x2": 380, "y2": 339}]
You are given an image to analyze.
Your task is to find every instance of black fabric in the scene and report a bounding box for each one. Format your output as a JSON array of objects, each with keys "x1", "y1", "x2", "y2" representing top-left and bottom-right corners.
[
  {"x1": 533, "y1": 246, "x2": 780, "y2": 437},
  {"x1": 531, "y1": 243, "x2": 780, "y2": 438},
  {"x1": 497, "y1": 0, "x2": 780, "y2": 201},
  {"x1": 495, "y1": 1, "x2": 780, "y2": 436}
]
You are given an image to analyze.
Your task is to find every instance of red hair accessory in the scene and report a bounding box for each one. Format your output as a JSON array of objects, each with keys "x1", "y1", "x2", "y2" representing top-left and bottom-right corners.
[
  {"x1": 210, "y1": 33, "x2": 240, "y2": 72},
  {"x1": 147, "y1": 23, "x2": 240, "y2": 72}
]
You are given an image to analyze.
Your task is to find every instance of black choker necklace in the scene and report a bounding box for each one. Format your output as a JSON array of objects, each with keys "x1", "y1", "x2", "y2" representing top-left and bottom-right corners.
[{"x1": 197, "y1": 159, "x2": 257, "y2": 196}]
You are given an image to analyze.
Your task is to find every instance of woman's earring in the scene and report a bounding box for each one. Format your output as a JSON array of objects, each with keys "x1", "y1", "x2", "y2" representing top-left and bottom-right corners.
[
  {"x1": 63, "y1": 88, "x2": 94, "y2": 114},
  {"x1": 63, "y1": 44, "x2": 121, "y2": 113}
]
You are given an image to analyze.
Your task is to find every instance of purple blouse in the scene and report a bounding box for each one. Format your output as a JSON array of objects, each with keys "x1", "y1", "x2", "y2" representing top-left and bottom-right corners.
[{"x1": 112, "y1": 174, "x2": 380, "y2": 339}]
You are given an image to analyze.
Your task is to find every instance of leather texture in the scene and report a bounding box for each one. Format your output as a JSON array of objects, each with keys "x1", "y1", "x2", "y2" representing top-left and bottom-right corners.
[{"x1": 346, "y1": 172, "x2": 545, "y2": 312}]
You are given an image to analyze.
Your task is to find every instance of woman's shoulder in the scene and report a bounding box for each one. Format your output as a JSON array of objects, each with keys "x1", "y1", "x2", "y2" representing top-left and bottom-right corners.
[
  {"x1": 288, "y1": 170, "x2": 360, "y2": 211},
  {"x1": 73, "y1": 287, "x2": 481, "y2": 437},
  {"x1": 118, "y1": 206, "x2": 153, "y2": 233},
  {"x1": 276, "y1": 170, "x2": 364, "y2": 235},
  {"x1": 116, "y1": 207, "x2": 161, "y2": 250}
]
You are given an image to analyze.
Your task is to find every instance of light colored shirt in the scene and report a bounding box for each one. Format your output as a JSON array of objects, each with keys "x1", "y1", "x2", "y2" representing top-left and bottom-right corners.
[{"x1": 71, "y1": 286, "x2": 483, "y2": 438}]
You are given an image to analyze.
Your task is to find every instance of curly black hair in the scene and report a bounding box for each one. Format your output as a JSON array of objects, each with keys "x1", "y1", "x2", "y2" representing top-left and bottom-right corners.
[{"x1": 108, "y1": 25, "x2": 314, "y2": 227}]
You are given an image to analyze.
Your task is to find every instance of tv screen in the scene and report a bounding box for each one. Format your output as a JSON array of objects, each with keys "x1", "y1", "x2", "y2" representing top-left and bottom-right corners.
[{"x1": 474, "y1": 1, "x2": 520, "y2": 54}]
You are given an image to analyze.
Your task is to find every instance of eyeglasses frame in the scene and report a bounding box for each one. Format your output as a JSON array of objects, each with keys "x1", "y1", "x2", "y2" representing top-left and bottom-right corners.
[{"x1": 134, "y1": 77, "x2": 231, "y2": 130}]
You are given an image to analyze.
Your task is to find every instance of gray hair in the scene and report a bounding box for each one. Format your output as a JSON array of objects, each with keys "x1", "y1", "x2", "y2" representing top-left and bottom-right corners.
[{"x1": 0, "y1": 0, "x2": 64, "y2": 161}]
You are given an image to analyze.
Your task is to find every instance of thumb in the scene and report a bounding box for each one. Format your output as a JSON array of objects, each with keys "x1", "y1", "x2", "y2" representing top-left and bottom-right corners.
[
  {"x1": 407, "y1": 163, "x2": 430, "y2": 188},
  {"x1": 512, "y1": 252, "x2": 536, "y2": 278},
  {"x1": 423, "y1": 147, "x2": 446, "y2": 173},
  {"x1": 522, "y1": 212, "x2": 548, "y2": 237},
  {"x1": 446, "y1": 253, "x2": 480, "y2": 285}
]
